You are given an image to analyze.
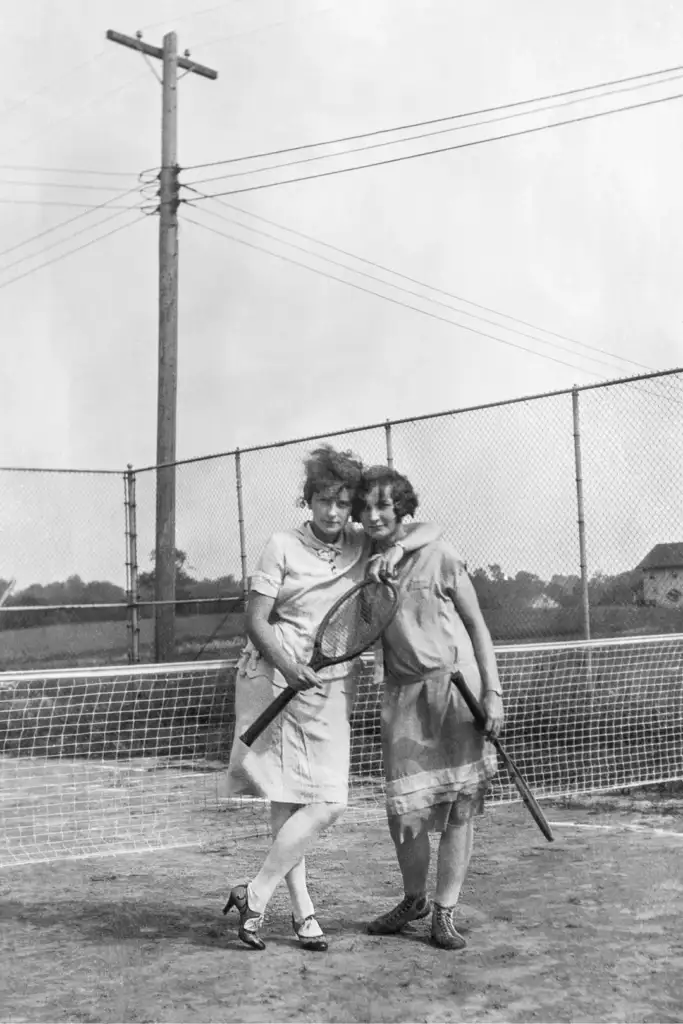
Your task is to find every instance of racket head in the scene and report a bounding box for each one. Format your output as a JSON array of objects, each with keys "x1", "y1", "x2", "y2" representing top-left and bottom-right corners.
[{"x1": 310, "y1": 578, "x2": 398, "y2": 668}]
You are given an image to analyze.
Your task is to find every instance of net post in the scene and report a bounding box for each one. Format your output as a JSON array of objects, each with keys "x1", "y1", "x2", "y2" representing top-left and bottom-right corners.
[
  {"x1": 384, "y1": 420, "x2": 394, "y2": 469},
  {"x1": 125, "y1": 465, "x2": 141, "y2": 664},
  {"x1": 234, "y1": 449, "x2": 249, "y2": 608}
]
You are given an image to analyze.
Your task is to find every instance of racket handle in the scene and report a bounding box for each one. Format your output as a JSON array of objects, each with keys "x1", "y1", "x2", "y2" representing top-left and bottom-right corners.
[
  {"x1": 450, "y1": 671, "x2": 488, "y2": 730},
  {"x1": 240, "y1": 686, "x2": 297, "y2": 747}
]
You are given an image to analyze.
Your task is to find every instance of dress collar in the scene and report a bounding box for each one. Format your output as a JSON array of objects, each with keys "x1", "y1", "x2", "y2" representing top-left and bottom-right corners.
[{"x1": 296, "y1": 522, "x2": 345, "y2": 557}]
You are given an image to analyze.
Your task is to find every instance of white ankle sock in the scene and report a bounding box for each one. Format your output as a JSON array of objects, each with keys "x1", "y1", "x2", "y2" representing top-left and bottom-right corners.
[
  {"x1": 296, "y1": 915, "x2": 323, "y2": 938},
  {"x1": 246, "y1": 882, "x2": 267, "y2": 915}
]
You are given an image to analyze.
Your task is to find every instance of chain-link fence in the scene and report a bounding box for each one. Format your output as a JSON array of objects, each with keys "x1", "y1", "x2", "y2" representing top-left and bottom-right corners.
[
  {"x1": 2, "y1": 369, "x2": 682, "y2": 668},
  {"x1": 0, "y1": 468, "x2": 130, "y2": 670}
]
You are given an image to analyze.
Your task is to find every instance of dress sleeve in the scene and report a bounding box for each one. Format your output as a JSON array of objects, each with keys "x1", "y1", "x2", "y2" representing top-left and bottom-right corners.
[{"x1": 250, "y1": 534, "x2": 286, "y2": 599}]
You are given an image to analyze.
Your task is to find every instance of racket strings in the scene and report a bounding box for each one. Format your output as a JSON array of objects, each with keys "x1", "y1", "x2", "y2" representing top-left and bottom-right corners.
[{"x1": 319, "y1": 582, "x2": 396, "y2": 661}]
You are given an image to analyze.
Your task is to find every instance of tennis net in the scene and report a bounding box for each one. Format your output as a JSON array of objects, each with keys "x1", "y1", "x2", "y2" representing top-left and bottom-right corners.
[{"x1": 1, "y1": 632, "x2": 682, "y2": 866}]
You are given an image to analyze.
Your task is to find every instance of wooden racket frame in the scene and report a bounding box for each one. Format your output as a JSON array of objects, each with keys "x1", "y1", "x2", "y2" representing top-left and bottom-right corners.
[
  {"x1": 240, "y1": 578, "x2": 398, "y2": 747},
  {"x1": 451, "y1": 671, "x2": 554, "y2": 842}
]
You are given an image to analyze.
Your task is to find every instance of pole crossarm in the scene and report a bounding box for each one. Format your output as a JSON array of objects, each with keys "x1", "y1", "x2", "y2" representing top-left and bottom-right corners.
[{"x1": 105, "y1": 30, "x2": 218, "y2": 79}]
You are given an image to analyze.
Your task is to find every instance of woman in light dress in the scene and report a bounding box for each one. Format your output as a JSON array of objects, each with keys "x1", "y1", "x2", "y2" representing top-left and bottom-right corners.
[{"x1": 355, "y1": 465, "x2": 504, "y2": 950}]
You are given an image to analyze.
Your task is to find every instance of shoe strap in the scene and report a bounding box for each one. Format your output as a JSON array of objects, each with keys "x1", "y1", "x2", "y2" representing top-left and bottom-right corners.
[
  {"x1": 242, "y1": 911, "x2": 264, "y2": 933},
  {"x1": 294, "y1": 914, "x2": 324, "y2": 939}
]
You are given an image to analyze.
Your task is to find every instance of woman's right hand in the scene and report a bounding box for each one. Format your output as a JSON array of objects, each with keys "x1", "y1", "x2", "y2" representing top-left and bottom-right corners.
[{"x1": 282, "y1": 663, "x2": 323, "y2": 692}]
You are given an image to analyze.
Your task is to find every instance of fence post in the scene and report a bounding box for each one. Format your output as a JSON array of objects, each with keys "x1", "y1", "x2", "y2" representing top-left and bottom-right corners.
[
  {"x1": 124, "y1": 466, "x2": 141, "y2": 663},
  {"x1": 128, "y1": 466, "x2": 141, "y2": 663},
  {"x1": 572, "y1": 388, "x2": 591, "y2": 643},
  {"x1": 384, "y1": 420, "x2": 394, "y2": 469},
  {"x1": 234, "y1": 449, "x2": 249, "y2": 608},
  {"x1": 124, "y1": 470, "x2": 132, "y2": 661}
]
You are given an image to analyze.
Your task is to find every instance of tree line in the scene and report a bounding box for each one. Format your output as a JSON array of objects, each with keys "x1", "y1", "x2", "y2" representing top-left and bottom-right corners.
[
  {"x1": 1, "y1": 550, "x2": 646, "y2": 633},
  {"x1": 469, "y1": 563, "x2": 644, "y2": 609},
  {"x1": 0, "y1": 550, "x2": 243, "y2": 631}
]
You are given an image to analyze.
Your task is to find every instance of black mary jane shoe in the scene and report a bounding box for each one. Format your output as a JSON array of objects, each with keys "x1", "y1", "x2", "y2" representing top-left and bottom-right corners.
[
  {"x1": 292, "y1": 913, "x2": 329, "y2": 952},
  {"x1": 223, "y1": 884, "x2": 266, "y2": 951}
]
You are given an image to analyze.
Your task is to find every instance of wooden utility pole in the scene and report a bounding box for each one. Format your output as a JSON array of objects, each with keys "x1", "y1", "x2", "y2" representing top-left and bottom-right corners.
[{"x1": 106, "y1": 29, "x2": 217, "y2": 662}]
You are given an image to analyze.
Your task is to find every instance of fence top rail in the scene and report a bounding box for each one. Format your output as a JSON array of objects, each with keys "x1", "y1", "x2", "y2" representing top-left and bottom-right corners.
[
  {"x1": 0, "y1": 367, "x2": 679, "y2": 477},
  {"x1": 0, "y1": 465, "x2": 123, "y2": 476},
  {"x1": 1, "y1": 597, "x2": 243, "y2": 612},
  {"x1": 131, "y1": 365, "x2": 683, "y2": 473}
]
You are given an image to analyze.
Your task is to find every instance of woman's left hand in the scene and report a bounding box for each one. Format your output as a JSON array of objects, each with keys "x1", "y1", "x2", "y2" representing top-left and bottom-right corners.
[
  {"x1": 482, "y1": 691, "x2": 504, "y2": 739},
  {"x1": 366, "y1": 543, "x2": 404, "y2": 582}
]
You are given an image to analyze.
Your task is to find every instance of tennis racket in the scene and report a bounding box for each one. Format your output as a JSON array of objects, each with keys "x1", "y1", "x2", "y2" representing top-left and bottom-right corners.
[
  {"x1": 451, "y1": 671, "x2": 554, "y2": 842},
  {"x1": 240, "y1": 577, "x2": 399, "y2": 747}
]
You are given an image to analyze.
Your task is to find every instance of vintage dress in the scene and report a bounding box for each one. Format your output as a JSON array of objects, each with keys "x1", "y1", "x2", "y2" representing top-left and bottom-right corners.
[
  {"x1": 379, "y1": 540, "x2": 498, "y2": 838},
  {"x1": 224, "y1": 522, "x2": 370, "y2": 804}
]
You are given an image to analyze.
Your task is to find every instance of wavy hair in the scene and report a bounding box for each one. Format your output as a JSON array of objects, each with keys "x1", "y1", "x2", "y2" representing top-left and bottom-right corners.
[
  {"x1": 352, "y1": 465, "x2": 419, "y2": 521},
  {"x1": 299, "y1": 444, "x2": 363, "y2": 507}
]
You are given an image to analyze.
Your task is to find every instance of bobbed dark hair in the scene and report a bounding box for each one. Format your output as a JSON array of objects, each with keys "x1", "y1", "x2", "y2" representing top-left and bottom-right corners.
[
  {"x1": 352, "y1": 465, "x2": 419, "y2": 522},
  {"x1": 299, "y1": 444, "x2": 363, "y2": 507}
]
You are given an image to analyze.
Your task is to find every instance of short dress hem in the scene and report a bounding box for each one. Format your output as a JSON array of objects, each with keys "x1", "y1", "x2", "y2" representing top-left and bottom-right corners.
[{"x1": 381, "y1": 666, "x2": 498, "y2": 840}]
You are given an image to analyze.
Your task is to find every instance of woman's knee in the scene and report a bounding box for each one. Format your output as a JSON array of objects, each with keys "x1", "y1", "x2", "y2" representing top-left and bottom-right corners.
[
  {"x1": 315, "y1": 801, "x2": 346, "y2": 828},
  {"x1": 271, "y1": 801, "x2": 302, "y2": 833}
]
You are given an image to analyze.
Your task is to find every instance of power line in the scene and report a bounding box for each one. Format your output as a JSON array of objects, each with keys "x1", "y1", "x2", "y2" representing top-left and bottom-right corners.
[
  {"x1": 208, "y1": 195, "x2": 652, "y2": 372},
  {"x1": 0, "y1": 165, "x2": 138, "y2": 177},
  {"x1": 0, "y1": 214, "x2": 146, "y2": 292},
  {"x1": 6, "y1": 70, "x2": 147, "y2": 161},
  {"x1": 139, "y1": 1, "x2": 252, "y2": 32},
  {"x1": 0, "y1": 178, "x2": 142, "y2": 192},
  {"x1": 190, "y1": 88, "x2": 683, "y2": 199},
  {"x1": 180, "y1": 211, "x2": 605, "y2": 380},
  {"x1": 0, "y1": 185, "x2": 145, "y2": 260},
  {"x1": 187, "y1": 0, "x2": 334, "y2": 53},
  {"x1": 186, "y1": 70, "x2": 683, "y2": 187},
  {"x1": 0, "y1": 205, "x2": 144, "y2": 275},
  {"x1": 183, "y1": 197, "x2": 634, "y2": 374},
  {"x1": 0, "y1": 198, "x2": 143, "y2": 210},
  {"x1": 183, "y1": 211, "x2": 676, "y2": 410},
  {"x1": 0, "y1": 49, "x2": 110, "y2": 126},
  {"x1": 184, "y1": 188, "x2": 651, "y2": 374},
  {"x1": 183, "y1": 61, "x2": 683, "y2": 173},
  {"x1": 186, "y1": 197, "x2": 647, "y2": 375}
]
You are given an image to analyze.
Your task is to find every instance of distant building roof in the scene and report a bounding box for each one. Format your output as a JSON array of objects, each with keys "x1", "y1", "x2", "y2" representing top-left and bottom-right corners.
[
  {"x1": 530, "y1": 593, "x2": 560, "y2": 609},
  {"x1": 638, "y1": 543, "x2": 683, "y2": 570}
]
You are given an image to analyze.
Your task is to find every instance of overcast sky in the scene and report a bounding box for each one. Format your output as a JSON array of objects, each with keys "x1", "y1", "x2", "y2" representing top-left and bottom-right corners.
[{"x1": 2, "y1": 0, "x2": 683, "y2": 586}]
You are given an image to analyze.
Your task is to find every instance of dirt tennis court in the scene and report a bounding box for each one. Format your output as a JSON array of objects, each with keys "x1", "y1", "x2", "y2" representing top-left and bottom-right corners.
[{"x1": 1, "y1": 802, "x2": 682, "y2": 1024}]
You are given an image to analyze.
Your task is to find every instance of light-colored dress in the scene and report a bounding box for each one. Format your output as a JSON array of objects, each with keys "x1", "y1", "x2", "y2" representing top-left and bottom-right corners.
[
  {"x1": 225, "y1": 522, "x2": 370, "y2": 804},
  {"x1": 379, "y1": 539, "x2": 498, "y2": 839}
]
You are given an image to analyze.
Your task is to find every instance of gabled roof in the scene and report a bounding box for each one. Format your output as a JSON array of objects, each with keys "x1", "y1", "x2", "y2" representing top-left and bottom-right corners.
[{"x1": 638, "y1": 543, "x2": 683, "y2": 570}]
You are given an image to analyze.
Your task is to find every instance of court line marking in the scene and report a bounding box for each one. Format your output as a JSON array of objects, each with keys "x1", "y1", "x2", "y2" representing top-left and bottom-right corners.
[{"x1": 549, "y1": 820, "x2": 683, "y2": 838}]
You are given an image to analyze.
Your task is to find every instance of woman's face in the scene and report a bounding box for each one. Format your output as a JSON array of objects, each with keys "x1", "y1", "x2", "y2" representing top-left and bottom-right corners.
[
  {"x1": 309, "y1": 485, "x2": 353, "y2": 542},
  {"x1": 360, "y1": 484, "x2": 399, "y2": 545}
]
